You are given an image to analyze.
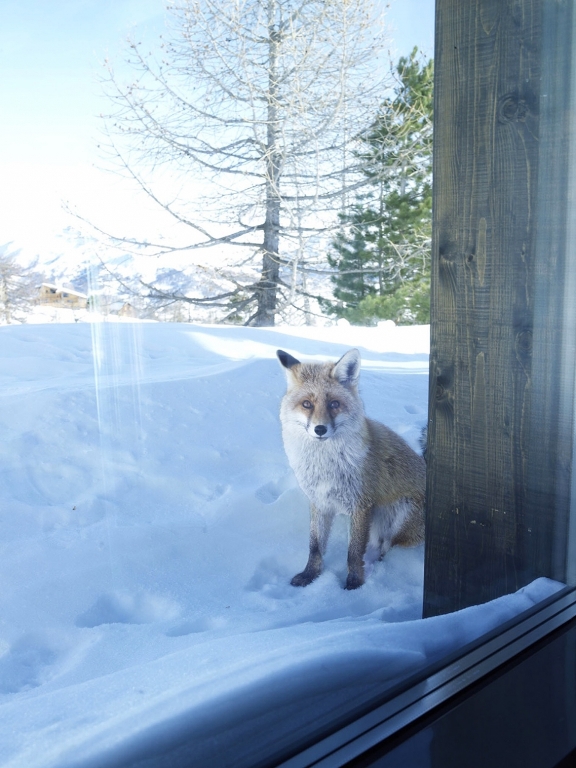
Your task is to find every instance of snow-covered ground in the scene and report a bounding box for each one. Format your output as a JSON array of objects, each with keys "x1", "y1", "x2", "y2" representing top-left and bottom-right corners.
[{"x1": 0, "y1": 321, "x2": 562, "y2": 767}]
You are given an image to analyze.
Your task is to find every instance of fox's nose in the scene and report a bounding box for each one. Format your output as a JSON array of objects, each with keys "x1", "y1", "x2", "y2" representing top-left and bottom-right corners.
[{"x1": 314, "y1": 425, "x2": 327, "y2": 437}]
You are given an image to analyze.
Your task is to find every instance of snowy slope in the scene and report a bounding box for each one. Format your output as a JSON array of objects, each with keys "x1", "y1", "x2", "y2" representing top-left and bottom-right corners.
[{"x1": 0, "y1": 321, "x2": 562, "y2": 767}]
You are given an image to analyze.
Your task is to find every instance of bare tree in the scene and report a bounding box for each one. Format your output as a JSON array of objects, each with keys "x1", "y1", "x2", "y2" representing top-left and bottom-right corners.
[
  {"x1": 0, "y1": 244, "x2": 42, "y2": 324},
  {"x1": 96, "y1": 0, "x2": 388, "y2": 326}
]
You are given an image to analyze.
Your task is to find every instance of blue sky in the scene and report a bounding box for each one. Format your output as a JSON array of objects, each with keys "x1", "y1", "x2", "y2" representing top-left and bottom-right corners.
[
  {"x1": 1, "y1": 0, "x2": 434, "y2": 260},
  {"x1": 1, "y1": 0, "x2": 165, "y2": 167}
]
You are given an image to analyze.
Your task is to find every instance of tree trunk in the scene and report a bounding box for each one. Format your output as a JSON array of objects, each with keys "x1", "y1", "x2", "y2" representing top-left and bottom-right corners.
[{"x1": 253, "y1": 0, "x2": 281, "y2": 327}]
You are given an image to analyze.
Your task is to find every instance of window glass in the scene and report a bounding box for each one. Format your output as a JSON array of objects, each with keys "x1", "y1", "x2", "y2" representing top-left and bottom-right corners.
[{"x1": 0, "y1": 2, "x2": 573, "y2": 767}]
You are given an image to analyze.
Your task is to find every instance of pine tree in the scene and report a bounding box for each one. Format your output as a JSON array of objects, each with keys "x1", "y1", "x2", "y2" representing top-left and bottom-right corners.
[{"x1": 327, "y1": 48, "x2": 433, "y2": 325}]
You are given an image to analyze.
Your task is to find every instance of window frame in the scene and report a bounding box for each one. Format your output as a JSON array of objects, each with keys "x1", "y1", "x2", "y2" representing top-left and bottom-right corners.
[{"x1": 277, "y1": 585, "x2": 576, "y2": 767}]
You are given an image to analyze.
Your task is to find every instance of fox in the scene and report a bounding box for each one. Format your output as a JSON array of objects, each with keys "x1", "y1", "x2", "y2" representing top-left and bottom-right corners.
[{"x1": 277, "y1": 347, "x2": 425, "y2": 590}]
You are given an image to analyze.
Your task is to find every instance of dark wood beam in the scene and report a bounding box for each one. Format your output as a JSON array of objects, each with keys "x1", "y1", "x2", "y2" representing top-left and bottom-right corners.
[{"x1": 424, "y1": 0, "x2": 576, "y2": 616}]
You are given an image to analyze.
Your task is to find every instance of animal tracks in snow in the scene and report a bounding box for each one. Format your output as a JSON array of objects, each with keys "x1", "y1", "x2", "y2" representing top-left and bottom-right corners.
[
  {"x1": 0, "y1": 635, "x2": 59, "y2": 694},
  {"x1": 255, "y1": 473, "x2": 294, "y2": 504},
  {"x1": 403, "y1": 403, "x2": 423, "y2": 415},
  {"x1": 245, "y1": 558, "x2": 295, "y2": 598}
]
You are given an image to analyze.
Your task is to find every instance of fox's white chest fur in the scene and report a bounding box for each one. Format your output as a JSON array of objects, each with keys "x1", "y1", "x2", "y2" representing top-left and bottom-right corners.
[{"x1": 281, "y1": 422, "x2": 367, "y2": 515}]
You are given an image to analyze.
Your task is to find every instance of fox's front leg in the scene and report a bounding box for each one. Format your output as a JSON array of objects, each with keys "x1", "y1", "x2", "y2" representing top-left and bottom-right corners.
[
  {"x1": 345, "y1": 507, "x2": 372, "y2": 590},
  {"x1": 291, "y1": 505, "x2": 334, "y2": 587}
]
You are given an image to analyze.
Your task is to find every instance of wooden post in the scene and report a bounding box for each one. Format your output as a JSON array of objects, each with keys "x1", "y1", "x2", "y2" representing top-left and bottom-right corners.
[{"x1": 424, "y1": 0, "x2": 576, "y2": 617}]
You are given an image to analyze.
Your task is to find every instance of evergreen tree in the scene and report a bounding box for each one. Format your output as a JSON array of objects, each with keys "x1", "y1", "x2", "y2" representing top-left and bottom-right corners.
[{"x1": 327, "y1": 48, "x2": 433, "y2": 325}]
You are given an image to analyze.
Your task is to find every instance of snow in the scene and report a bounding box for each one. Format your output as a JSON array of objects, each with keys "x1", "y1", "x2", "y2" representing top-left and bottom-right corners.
[{"x1": 0, "y1": 321, "x2": 563, "y2": 767}]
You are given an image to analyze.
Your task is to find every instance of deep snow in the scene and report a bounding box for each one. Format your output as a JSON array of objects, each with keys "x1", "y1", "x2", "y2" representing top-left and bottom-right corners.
[{"x1": 0, "y1": 321, "x2": 562, "y2": 767}]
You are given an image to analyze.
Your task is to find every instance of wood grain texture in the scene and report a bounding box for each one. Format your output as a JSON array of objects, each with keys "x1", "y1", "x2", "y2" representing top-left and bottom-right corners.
[{"x1": 424, "y1": 0, "x2": 576, "y2": 616}]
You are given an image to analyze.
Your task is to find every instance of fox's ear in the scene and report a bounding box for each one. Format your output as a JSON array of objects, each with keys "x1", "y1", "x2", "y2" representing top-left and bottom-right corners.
[
  {"x1": 277, "y1": 350, "x2": 301, "y2": 370},
  {"x1": 333, "y1": 348, "x2": 361, "y2": 386}
]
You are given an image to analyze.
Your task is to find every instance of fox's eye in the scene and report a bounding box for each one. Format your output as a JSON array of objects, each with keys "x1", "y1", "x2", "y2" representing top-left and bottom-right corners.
[
  {"x1": 302, "y1": 400, "x2": 313, "y2": 409},
  {"x1": 329, "y1": 400, "x2": 340, "y2": 410}
]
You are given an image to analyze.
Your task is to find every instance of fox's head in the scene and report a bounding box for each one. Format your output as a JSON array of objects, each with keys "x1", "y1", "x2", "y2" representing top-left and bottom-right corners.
[{"x1": 277, "y1": 348, "x2": 364, "y2": 441}]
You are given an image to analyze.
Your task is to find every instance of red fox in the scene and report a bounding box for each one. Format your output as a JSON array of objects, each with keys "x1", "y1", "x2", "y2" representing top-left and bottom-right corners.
[{"x1": 277, "y1": 348, "x2": 425, "y2": 590}]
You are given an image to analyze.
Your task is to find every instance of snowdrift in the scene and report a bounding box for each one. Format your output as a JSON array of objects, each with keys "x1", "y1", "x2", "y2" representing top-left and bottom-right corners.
[{"x1": 0, "y1": 321, "x2": 562, "y2": 767}]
